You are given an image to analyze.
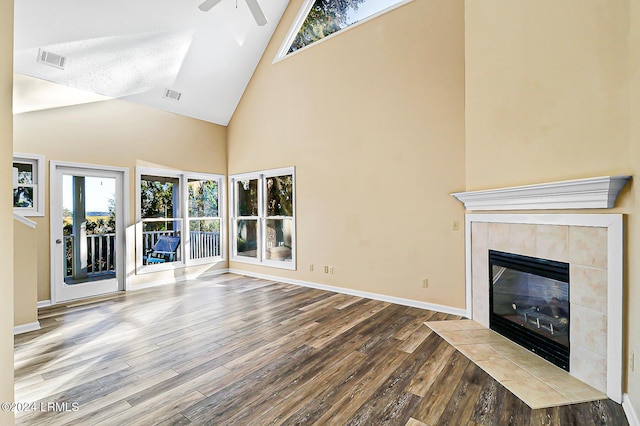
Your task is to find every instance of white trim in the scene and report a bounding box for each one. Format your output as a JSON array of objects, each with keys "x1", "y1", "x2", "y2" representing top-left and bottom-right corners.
[
  {"x1": 229, "y1": 167, "x2": 296, "y2": 270},
  {"x1": 37, "y1": 300, "x2": 51, "y2": 308},
  {"x1": 624, "y1": 394, "x2": 640, "y2": 426},
  {"x1": 136, "y1": 167, "x2": 226, "y2": 274},
  {"x1": 273, "y1": 0, "x2": 315, "y2": 61},
  {"x1": 608, "y1": 217, "x2": 624, "y2": 402},
  {"x1": 464, "y1": 213, "x2": 473, "y2": 319},
  {"x1": 273, "y1": 0, "x2": 414, "y2": 63},
  {"x1": 464, "y1": 213, "x2": 624, "y2": 404},
  {"x1": 135, "y1": 168, "x2": 184, "y2": 275},
  {"x1": 231, "y1": 166, "x2": 295, "y2": 181},
  {"x1": 13, "y1": 321, "x2": 41, "y2": 335},
  {"x1": 129, "y1": 268, "x2": 229, "y2": 291},
  {"x1": 451, "y1": 176, "x2": 631, "y2": 211},
  {"x1": 228, "y1": 269, "x2": 468, "y2": 317},
  {"x1": 13, "y1": 152, "x2": 45, "y2": 217},
  {"x1": 50, "y1": 161, "x2": 130, "y2": 303},
  {"x1": 13, "y1": 213, "x2": 37, "y2": 228}
]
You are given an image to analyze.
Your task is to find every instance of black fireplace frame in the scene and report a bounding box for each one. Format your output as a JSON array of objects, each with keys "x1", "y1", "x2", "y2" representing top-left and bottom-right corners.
[{"x1": 489, "y1": 250, "x2": 570, "y2": 371}]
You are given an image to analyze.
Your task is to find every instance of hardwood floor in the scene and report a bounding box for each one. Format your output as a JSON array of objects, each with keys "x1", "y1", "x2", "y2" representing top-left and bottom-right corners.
[{"x1": 14, "y1": 274, "x2": 628, "y2": 425}]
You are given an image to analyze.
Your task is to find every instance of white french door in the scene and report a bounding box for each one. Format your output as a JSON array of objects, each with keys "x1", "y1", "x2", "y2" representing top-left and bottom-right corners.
[{"x1": 51, "y1": 163, "x2": 127, "y2": 303}]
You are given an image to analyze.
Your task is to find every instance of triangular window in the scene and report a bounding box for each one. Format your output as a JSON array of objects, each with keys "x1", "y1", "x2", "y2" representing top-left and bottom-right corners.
[{"x1": 277, "y1": 0, "x2": 409, "y2": 58}]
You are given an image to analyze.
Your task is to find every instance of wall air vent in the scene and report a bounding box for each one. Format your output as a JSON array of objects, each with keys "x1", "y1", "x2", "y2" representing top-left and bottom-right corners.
[
  {"x1": 37, "y1": 49, "x2": 66, "y2": 69},
  {"x1": 163, "y1": 89, "x2": 182, "y2": 101}
]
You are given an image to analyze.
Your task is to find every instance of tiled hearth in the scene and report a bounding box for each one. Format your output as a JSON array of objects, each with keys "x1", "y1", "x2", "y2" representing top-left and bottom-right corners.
[
  {"x1": 451, "y1": 177, "x2": 629, "y2": 404},
  {"x1": 426, "y1": 319, "x2": 606, "y2": 408},
  {"x1": 465, "y1": 215, "x2": 623, "y2": 404},
  {"x1": 445, "y1": 176, "x2": 631, "y2": 403}
]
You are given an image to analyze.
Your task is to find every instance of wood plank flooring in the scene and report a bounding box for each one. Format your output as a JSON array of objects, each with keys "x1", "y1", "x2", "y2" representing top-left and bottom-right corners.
[{"x1": 14, "y1": 274, "x2": 628, "y2": 425}]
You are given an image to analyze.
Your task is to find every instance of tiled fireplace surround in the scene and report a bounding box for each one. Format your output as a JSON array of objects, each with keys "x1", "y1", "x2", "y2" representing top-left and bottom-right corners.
[{"x1": 465, "y1": 214, "x2": 623, "y2": 403}]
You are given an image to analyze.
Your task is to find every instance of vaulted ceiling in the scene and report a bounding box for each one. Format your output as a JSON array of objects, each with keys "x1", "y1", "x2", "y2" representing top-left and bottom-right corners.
[{"x1": 13, "y1": 0, "x2": 290, "y2": 125}]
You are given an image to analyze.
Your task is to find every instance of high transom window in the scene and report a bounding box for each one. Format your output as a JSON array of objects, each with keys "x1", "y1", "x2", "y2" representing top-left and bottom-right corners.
[{"x1": 277, "y1": 0, "x2": 408, "y2": 58}]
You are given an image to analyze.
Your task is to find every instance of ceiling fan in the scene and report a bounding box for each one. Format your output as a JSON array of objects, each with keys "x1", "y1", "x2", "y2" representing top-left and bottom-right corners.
[{"x1": 198, "y1": 0, "x2": 267, "y2": 26}]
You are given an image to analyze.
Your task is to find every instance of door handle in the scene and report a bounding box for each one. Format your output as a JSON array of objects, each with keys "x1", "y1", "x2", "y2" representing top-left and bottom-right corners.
[{"x1": 56, "y1": 239, "x2": 62, "y2": 244}]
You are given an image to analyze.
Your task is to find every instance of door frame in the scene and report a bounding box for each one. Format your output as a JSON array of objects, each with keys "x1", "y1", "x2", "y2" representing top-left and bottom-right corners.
[{"x1": 50, "y1": 161, "x2": 130, "y2": 304}]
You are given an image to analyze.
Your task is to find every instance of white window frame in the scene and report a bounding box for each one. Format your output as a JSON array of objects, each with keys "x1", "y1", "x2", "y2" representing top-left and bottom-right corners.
[
  {"x1": 273, "y1": 0, "x2": 413, "y2": 62},
  {"x1": 229, "y1": 167, "x2": 296, "y2": 270},
  {"x1": 185, "y1": 172, "x2": 226, "y2": 267},
  {"x1": 13, "y1": 153, "x2": 45, "y2": 217},
  {"x1": 136, "y1": 167, "x2": 226, "y2": 274}
]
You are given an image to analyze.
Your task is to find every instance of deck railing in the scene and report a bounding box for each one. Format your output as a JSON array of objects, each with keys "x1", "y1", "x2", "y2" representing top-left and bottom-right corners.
[
  {"x1": 142, "y1": 230, "x2": 221, "y2": 261},
  {"x1": 189, "y1": 231, "x2": 221, "y2": 260},
  {"x1": 65, "y1": 231, "x2": 221, "y2": 277},
  {"x1": 64, "y1": 233, "x2": 116, "y2": 278}
]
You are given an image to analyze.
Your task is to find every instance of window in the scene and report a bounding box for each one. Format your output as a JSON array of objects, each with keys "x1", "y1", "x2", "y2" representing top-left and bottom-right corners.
[
  {"x1": 13, "y1": 153, "x2": 45, "y2": 216},
  {"x1": 230, "y1": 167, "x2": 296, "y2": 269},
  {"x1": 136, "y1": 168, "x2": 224, "y2": 272},
  {"x1": 188, "y1": 177, "x2": 222, "y2": 261},
  {"x1": 276, "y1": 0, "x2": 409, "y2": 58}
]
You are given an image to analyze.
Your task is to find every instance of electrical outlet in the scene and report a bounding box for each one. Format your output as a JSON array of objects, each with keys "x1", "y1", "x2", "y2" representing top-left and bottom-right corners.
[
  {"x1": 328, "y1": 266, "x2": 334, "y2": 274},
  {"x1": 632, "y1": 351, "x2": 635, "y2": 372},
  {"x1": 310, "y1": 264, "x2": 314, "y2": 272},
  {"x1": 422, "y1": 278, "x2": 429, "y2": 288},
  {"x1": 452, "y1": 221, "x2": 460, "y2": 231}
]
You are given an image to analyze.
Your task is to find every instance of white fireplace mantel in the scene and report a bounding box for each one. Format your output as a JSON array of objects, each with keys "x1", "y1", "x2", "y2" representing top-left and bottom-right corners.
[
  {"x1": 464, "y1": 213, "x2": 624, "y2": 404},
  {"x1": 451, "y1": 175, "x2": 631, "y2": 211}
]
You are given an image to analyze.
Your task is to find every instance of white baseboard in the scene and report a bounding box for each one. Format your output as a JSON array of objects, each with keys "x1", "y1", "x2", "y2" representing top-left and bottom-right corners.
[
  {"x1": 185, "y1": 268, "x2": 230, "y2": 281},
  {"x1": 227, "y1": 269, "x2": 468, "y2": 317},
  {"x1": 129, "y1": 268, "x2": 230, "y2": 291},
  {"x1": 37, "y1": 300, "x2": 51, "y2": 308},
  {"x1": 624, "y1": 394, "x2": 640, "y2": 426},
  {"x1": 13, "y1": 321, "x2": 41, "y2": 335}
]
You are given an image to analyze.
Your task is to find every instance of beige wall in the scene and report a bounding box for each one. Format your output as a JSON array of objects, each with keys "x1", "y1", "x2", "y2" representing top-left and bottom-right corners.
[
  {"x1": 14, "y1": 220, "x2": 38, "y2": 327},
  {"x1": 465, "y1": 0, "x2": 638, "y2": 414},
  {"x1": 464, "y1": 1, "x2": 630, "y2": 190},
  {"x1": 8, "y1": 0, "x2": 639, "y2": 419},
  {"x1": 228, "y1": 0, "x2": 467, "y2": 308},
  {"x1": 13, "y1": 99, "x2": 228, "y2": 301},
  {"x1": 1, "y1": 0, "x2": 15, "y2": 422}
]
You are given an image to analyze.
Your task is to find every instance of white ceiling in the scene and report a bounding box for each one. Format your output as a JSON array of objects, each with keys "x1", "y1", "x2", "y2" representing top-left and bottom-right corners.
[{"x1": 13, "y1": 0, "x2": 290, "y2": 125}]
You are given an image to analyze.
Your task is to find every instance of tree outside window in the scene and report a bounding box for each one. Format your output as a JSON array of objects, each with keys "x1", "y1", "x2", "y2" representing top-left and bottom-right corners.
[{"x1": 230, "y1": 168, "x2": 296, "y2": 269}]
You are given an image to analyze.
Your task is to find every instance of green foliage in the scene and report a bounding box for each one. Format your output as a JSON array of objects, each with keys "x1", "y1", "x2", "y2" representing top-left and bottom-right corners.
[
  {"x1": 141, "y1": 178, "x2": 177, "y2": 232},
  {"x1": 237, "y1": 179, "x2": 259, "y2": 216},
  {"x1": 141, "y1": 179, "x2": 175, "y2": 218},
  {"x1": 190, "y1": 219, "x2": 220, "y2": 233},
  {"x1": 289, "y1": 0, "x2": 366, "y2": 52},
  {"x1": 13, "y1": 187, "x2": 34, "y2": 208},
  {"x1": 107, "y1": 197, "x2": 116, "y2": 231},
  {"x1": 266, "y1": 175, "x2": 293, "y2": 217},
  {"x1": 189, "y1": 179, "x2": 219, "y2": 217}
]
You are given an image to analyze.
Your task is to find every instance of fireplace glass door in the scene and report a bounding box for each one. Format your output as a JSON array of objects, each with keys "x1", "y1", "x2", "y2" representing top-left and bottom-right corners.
[{"x1": 489, "y1": 250, "x2": 570, "y2": 370}]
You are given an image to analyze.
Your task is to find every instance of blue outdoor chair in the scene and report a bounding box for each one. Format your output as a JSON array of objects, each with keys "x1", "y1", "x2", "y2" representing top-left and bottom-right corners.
[{"x1": 145, "y1": 235, "x2": 180, "y2": 264}]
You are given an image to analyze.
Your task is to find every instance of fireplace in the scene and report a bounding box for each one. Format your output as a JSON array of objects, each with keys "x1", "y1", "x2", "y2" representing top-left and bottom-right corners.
[
  {"x1": 462, "y1": 212, "x2": 624, "y2": 401},
  {"x1": 489, "y1": 250, "x2": 570, "y2": 371}
]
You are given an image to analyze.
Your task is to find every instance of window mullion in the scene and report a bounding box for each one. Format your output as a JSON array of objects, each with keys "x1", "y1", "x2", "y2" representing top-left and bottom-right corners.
[
  {"x1": 260, "y1": 174, "x2": 267, "y2": 262},
  {"x1": 181, "y1": 173, "x2": 189, "y2": 265}
]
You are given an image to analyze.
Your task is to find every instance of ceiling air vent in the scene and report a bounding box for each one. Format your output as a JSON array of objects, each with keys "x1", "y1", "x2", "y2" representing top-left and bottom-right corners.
[
  {"x1": 37, "y1": 49, "x2": 66, "y2": 70},
  {"x1": 163, "y1": 89, "x2": 182, "y2": 102}
]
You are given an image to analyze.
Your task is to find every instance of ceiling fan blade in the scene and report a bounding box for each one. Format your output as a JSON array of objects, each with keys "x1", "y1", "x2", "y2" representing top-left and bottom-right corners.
[
  {"x1": 198, "y1": 0, "x2": 223, "y2": 12},
  {"x1": 244, "y1": 0, "x2": 267, "y2": 26}
]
